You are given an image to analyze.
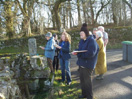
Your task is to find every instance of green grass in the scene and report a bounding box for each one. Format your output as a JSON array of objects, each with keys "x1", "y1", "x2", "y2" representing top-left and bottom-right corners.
[
  {"x1": 52, "y1": 70, "x2": 81, "y2": 99},
  {"x1": 107, "y1": 43, "x2": 122, "y2": 49},
  {"x1": 0, "y1": 47, "x2": 22, "y2": 54},
  {"x1": 34, "y1": 70, "x2": 81, "y2": 99},
  {"x1": 0, "y1": 43, "x2": 123, "y2": 56},
  {"x1": 0, "y1": 46, "x2": 44, "y2": 55}
]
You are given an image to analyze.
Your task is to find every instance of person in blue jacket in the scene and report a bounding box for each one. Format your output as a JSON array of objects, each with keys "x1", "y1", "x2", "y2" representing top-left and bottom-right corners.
[
  {"x1": 56, "y1": 32, "x2": 72, "y2": 85},
  {"x1": 40, "y1": 32, "x2": 56, "y2": 73},
  {"x1": 72, "y1": 24, "x2": 99, "y2": 99}
]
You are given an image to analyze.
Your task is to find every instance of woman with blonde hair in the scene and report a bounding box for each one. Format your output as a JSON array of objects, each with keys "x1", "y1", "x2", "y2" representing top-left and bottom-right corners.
[
  {"x1": 56, "y1": 32, "x2": 72, "y2": 85},
  {"x1": 95, "y1": 31, "x2": 107, "y2": 80}
]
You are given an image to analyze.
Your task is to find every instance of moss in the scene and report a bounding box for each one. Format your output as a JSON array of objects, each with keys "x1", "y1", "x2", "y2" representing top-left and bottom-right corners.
[
  {"x1": 37, "y1": 58, "x2": 41, "y2": 66},
  {"x1": 44, "y1": 67, "x2": 50, "y2": 71}
]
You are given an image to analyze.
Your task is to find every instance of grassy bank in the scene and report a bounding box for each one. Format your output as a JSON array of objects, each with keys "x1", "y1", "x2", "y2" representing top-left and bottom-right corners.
[
  {"x1": 107, "y1": 43, "x2": 122, "y2": 49},
  {"x1": 0, "y1": 47, "x2": 44, "y2": 56},
  {"x1": 34, "y1": 70, "x2": 81, "y2": 99},
  {"x1": 0, "y1": 43, "x2": 122, "y2": 56}
]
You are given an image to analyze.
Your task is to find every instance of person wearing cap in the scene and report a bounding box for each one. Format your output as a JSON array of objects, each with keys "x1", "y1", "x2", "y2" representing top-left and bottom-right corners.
[
  {"x1": 94, "y1": 31, "x2": 107, "y2": 80},
  {"x1": 40, "y1": 32, "x2": 56, "y2": 73},
  {"x1": 98, "y1": 26, "x2": 108, "y2": 51},
  {"x1": 72, "y1": 23, "x2": 99, "y2": 99},
  {"x1": 53, "y1": 34, "x2": 59, "y2": 72}
]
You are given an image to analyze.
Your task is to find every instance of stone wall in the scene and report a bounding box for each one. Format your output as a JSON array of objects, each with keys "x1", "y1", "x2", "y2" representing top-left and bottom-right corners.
[
  {"x1": 0, "y1": 53, "x2": 52, "y2": 99},
  {"x1": 0, "y1": 37, "x2": 54, "y2": 99},
  {"x1": 0, "y1": 66, "x2": 22, "y2": 99}
]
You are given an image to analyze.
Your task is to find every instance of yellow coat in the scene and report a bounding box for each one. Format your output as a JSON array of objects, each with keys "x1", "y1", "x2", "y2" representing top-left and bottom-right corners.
[{"x1": 95, "y1": 38, "x2": 107, "y2": 75}]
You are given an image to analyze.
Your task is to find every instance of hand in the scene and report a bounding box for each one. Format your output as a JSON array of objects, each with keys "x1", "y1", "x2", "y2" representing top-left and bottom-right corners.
[
  {"x1": 40, "y1": 47, "x2": 45, "y2": 50},
  {"x1": 56, "y1": 46, "x2": 61, "y2": 49},
  {"x1": 58, "y1": 46, "x2": 62, "y2": 49},
  {"x1": 42, "y1": 47, "x2": 45, "y2": 50},
  {"x1": 72, "y1": 52, "x2": 77, "y2": 55}
]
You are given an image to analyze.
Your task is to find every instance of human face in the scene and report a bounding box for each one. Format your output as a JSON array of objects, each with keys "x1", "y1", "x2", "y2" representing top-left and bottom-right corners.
[
  {"x1": 54, "y1": 35, "x2": 58, "y2": 40},
  {"x1": 80, "y1": 31, "x2": 86, "y2": 40},
  {"x1": 93, "y1": 30, "x2": 97, "y2": 35},
  {"x1": 95, "y1": 32, "x2": 99, "y2": 39},
  {"x1": 98, "y1": 28, "x2": 103, "y2": 32},
  {"x1": 61, "y1": 34, "x2": 65, "y2": 41},
  {"x1": 46, "y1": 36, "x2": 50, "y2": 40}
]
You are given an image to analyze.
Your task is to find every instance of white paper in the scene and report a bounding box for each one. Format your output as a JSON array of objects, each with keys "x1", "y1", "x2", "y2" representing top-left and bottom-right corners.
[{"x1": 72, "y1": 50, "x2": 87, "y2": 53}]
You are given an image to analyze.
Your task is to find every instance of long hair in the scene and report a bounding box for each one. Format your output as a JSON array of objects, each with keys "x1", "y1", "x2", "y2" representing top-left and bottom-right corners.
[{"x1": 60, "y1": 32, "x2": 71, "y2": 44}]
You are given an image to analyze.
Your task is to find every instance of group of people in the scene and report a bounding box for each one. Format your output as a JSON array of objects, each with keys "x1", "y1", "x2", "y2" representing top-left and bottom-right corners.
[
  {"x1": 40, "y1": 23, "x2": 108, "y2": 99},
  {"x1": 40, "y1": 31, "x2": 72, "y2": 85}
]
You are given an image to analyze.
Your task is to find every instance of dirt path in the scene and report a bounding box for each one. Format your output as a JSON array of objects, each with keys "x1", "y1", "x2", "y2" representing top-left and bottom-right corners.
[{"x1": 70, "y1": 49, "x2": 132, "y2": 99}]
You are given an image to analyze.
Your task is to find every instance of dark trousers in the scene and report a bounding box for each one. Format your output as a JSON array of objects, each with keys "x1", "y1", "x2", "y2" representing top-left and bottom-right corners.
[
  {"x1": 53, "y1": 56, "x2": 59, "y2": 71},
  {"x1": 79, "y1": 66, "x2": 93, "y2": 99},
  {"x1": 47, "y1": 58, "x2": 54, "y2": 73}
]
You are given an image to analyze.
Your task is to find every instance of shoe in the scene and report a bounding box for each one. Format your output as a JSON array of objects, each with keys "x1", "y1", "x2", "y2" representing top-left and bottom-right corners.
[
  {"x1": 78, "y1": 95, "x2": 87, "y2": 98},
  {"x1": 96, "y1": 75, "x2": 103, "y2": 80},
  {"x1": 67, "y1": 82, "x2": 71, "y2": 85}
]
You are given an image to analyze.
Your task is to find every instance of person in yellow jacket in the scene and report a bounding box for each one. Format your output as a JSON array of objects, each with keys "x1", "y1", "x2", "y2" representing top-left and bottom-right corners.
[{"x1": 95, "y1": 31, "x2": 107, "y2": 80}]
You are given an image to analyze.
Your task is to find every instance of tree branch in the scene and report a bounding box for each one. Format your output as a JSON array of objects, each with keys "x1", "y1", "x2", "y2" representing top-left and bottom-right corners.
[
  {"x1": 123, "y1": 0, "x2": 132, "y2": 9},
  {"x1": 95, "y1": 0, "x2": 111, "y2": 22},
  {"x1": 16, "y1": 0, "x2": 28, "y2": 17}
]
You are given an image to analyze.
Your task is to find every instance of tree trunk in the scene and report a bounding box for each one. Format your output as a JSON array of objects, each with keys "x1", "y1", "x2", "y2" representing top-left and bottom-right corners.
[
  {"x1": 89, "y1": 0, "x2": 94, "y2": 25},
  {"x1": 77, "y1": 0, "x2": 81, "y2": 25},
  {"x1": 63, "y1": 6, "x2": 66, "y2": 28},
  {"x1": 53, "y1": 1, "x2": 62, "y2": 31},
  {"x1": 112, "y1": 0, "x2": 118, "y2": 25},
  {"x1": 4, "y1": 1, "x2": 14, "y2": 39},
  {"x1": 51, "y1": 10, "x2": 56, "y2": 29},
  {"x1": 16, "y1": 0, "x2": 35, "y2": 36},
  {"x1": 53, "y1": 0, "x2": 72, "y2": 31},
  {"x1": 82, "y1": 0, "x2": 87, "y2": 23}
]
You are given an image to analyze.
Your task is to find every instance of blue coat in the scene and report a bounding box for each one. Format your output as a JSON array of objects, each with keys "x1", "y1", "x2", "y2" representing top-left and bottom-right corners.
[
  {"x1": 77, "y1": 35, "x2": 99, "y2": 69},
  {"x1": 58, "y1": 41, "x2": 71, "y2": 60},
  {"x1": 44, "y1": 37, "x2": 56, "y2": 60}
]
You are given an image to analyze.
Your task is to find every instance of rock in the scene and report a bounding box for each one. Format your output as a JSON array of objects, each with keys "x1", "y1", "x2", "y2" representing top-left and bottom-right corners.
[
  {"x1": 32, "y1": 69, "x2": 50, "y2": 79},
  {"x1": 28, "y1": 79, "x2": 39, "y2": 91},
  {"x1": 28, "y1": 38, "x2": 38, "y2": 69},
  {"x1": 0, "y1": 66, "x2": 21, "y2": 99},
  {"x1": 0, "y1": 38, "x2": 54, "y2": 97},
  {"x1": 28, "y1": 38, "x2": 37, "y2": 56}
]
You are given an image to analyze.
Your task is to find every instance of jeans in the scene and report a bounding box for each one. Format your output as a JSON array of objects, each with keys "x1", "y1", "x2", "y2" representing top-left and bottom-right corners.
[{"x1": 60, "y1": 58, "x2": 72, "y2": 83}]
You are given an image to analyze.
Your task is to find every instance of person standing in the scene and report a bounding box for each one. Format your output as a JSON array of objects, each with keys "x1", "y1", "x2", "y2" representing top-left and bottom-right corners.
[
  {"x1": 95, "y1": 31, "x2": 107, "y2": 80},
  {"x1": 72, "y1": 24, "x2": 99, "y2": 99},
  {"x1": 92, "y1": 28, "x2": 98, "y2": 39},
  {"x1": 56, "y1": 32, "x2": 72, "y2": 85},
  {"x1": 98, "y1": 26, "x2": 108, "y2": 51},
  {"x1": 53, "y1": 34, "x2": 59, "y2": 72},
  {"x1": 40, "y1": 32, "x2": 56, "y2": 73}
]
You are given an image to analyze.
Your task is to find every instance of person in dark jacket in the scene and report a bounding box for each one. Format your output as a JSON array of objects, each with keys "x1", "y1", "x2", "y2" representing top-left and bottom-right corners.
[
  {"x1": 56, "y1": 32, "x2": 72, "y2": 85},
  {"x1": 72, "y1": 24, "x2": 99, "y2": 99},
  {"x1": 53, "y1": 34, "x2": 59, "y2": 72}
]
